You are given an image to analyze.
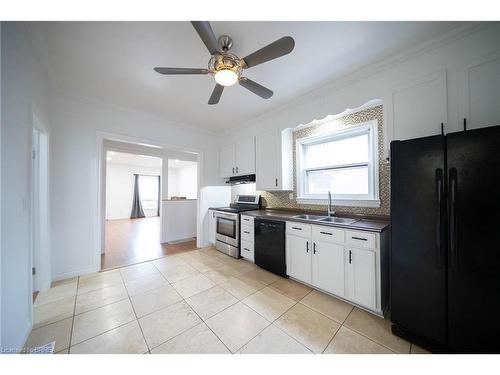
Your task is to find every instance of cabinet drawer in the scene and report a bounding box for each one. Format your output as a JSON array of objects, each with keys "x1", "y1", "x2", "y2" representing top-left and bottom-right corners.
[
  {"x1": 286, "y1": 222, "x2": 311, "y2": 237},
  {"x1": 241, "y1": 240, "x2": 254, "y2": 262},
  {"x1": 312, "y1": 225, "x2": 345, "y2": 244},
  {"x1": 346, "y1": 230, "x2": 376, "y2": 249},
  {"x1": 241, "y1": 215, "x2": 254, "y2": 226},
  {"x1": 241, "y1": 225, "x2": 254, "y2": 243}
]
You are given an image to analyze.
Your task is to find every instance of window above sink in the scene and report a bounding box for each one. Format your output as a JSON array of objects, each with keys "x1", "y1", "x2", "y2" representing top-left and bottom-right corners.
[{"x1": 295, "y1": 119, "x2": 380, "y2": 208}]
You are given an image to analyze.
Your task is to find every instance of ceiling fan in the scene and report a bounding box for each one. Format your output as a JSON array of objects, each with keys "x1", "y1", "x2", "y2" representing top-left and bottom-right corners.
[{"x1": 154, "y1": 21, "x2": 295, "y2": 105}]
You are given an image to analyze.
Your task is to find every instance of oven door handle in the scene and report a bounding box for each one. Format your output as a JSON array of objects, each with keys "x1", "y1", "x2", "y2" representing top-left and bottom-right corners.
[{"x1": 215, "y1": 212, "x2": 238, "y2": 220}]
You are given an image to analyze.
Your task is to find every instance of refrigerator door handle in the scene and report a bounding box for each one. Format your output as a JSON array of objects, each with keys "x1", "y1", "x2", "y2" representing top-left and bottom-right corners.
[
  {"x1": 449, "y1": 168, "x2": 458, "y2": 268},
  {"x1": 436, "y1": 168, "x2": 445, "y2": 268}
]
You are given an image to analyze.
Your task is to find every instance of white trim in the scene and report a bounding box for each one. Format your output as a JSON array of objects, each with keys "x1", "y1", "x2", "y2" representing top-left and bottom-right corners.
[
  {"x1": 292, "y1": 99, "x2": 383, "y2": 132},
  {"x1": 296, "y1": 120, "x2": 379, "y2": 204}
]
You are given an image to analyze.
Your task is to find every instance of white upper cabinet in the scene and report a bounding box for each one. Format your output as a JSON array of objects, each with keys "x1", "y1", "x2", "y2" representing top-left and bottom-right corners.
[
  {"x1": 386, "y1": 70, "x2": 447, "y2": 150},
  {"x1": 219, "y1": 136, "x2": 255, "y2": 178},
  {"x1": 219, "y1": 145, "x2": 236, "y2": 178},
  {"x1": 458, "y1": 51, "x2": 500, "y2": 130},
  {"x1": 255, "y1": 127, "x2": 293, "y2": 191},
  {"x1": 235, "y1": 138, "x2": 256, "y2": 175}
]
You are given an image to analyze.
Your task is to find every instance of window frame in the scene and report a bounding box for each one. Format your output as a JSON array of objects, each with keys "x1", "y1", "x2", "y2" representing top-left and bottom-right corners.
[{"x1": 295, "y1": 120, "x2": 380, "y2": 207}]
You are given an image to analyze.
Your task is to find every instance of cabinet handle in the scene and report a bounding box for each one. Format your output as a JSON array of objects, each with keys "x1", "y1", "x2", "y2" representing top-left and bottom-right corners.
[
  {"x1": 243, "y1": 218, "x2": 250, "y2": 221},
  {"x1": 319, "y1": 231, "x2": 332, "y2": 235},
  {"x1": 236, "y1": 166, "x2": 239, "y2": 173},
  {"x1": 243, "y1": 231, "x2": 250, "y2": 234},
  {"x1": 306, "y1": 242, "x2": 309, "y2": 253},
  {"x1": 313, "y1": 242, "x2": 316, "y2": 254},
  {"x1": 232, "y1": 167, "x2": 235, "y2": 174},
  {"x1": 349, "y1": 250, "x2": 352, "y2": 264},
  {"x1": 352, "y1": 236, "x2": 367, "y2": 241},
  {"x1": 275, "y1": 178, "x2": 278, "y2": 187},
  {"x1": 291, "y1": 227, "x2": 302, "y2": 230},
  {"x1": 244, "y1": 247, "x2": 250, "y2": 252}
]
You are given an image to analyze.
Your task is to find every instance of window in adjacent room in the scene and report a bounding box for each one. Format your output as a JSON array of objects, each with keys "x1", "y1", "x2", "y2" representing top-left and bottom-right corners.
[{"x1": 296, "y1": 120, "x2": 379, "y2": 206}]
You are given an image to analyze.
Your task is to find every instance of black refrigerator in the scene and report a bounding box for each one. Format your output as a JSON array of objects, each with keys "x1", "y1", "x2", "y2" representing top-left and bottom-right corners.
[{"x1": 390, "y1": 125, "x2": 500, "y2": 353}]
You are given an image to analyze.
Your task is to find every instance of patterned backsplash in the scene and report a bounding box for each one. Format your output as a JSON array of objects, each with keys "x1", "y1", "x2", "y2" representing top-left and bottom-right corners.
[{"x1": 233, "y1": 105, "x2": 390, "y2": 217}]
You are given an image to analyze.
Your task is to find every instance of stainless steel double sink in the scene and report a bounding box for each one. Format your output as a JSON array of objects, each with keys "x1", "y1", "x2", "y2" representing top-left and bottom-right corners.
[{"x1": 292, "y1": 214, "x2": 358, "y2": 225}]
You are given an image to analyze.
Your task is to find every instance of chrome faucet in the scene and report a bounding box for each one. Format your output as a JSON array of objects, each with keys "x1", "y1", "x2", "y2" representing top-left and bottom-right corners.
[{"x1": 327, "y1": 190, "x2": 335, "y2": 217}]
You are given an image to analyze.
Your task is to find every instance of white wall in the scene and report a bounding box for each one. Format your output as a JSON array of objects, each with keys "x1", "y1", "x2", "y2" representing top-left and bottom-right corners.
[
  {"x1": 168, "y1": 163, "x2": 197, "y2": 199},
  {"x1": 220, "y1": 24, "x2": 500, "y2": 152},
  {"x1": 1, "y1": 22, "x2": 54, "y2": 349},
  {"x1": 161, "y1": 200, "x2": 197, "y2": 243},
  {"x1": 106, "y1": 163, "x2": 162, "y2": 220},
  {"x1": 50, "y1": 94, "x2": 222, "y2": 280}
]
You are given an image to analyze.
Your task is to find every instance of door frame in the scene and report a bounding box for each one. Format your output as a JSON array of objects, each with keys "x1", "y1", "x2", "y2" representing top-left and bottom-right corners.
[
  {"x1": 95, "y1": 131, "x2": 203, "y2": 272},
  {"x1": 31, "y1": 114, "x2": 51, "y2": 292}
]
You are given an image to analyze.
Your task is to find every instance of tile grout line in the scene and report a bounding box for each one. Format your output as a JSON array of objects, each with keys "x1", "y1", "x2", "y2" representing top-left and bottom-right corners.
[
  {"x1": 128, "y1": 290, "x2": 151, "y2": 353},
  {"x1": 67, "y1": 276, "x2": 81, "y2": 353},
  {"x1": 47, "y1": 248, "x2": 403, "y2": 355},
  {"x1": 338, "y1": 307, "x2": 398, "y2": 354},
  {"x1": 236, "y1": 287, "x2": 315, "y2": 354}
]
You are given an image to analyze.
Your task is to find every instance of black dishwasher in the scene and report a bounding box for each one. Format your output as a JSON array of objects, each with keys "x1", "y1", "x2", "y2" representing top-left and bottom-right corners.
[{"x1": 254, "y1": 218, "x2": 286, "y2": 277}]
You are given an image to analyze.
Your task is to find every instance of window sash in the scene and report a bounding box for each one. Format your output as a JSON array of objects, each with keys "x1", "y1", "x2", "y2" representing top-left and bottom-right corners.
[{"x1": 296, "y1": 120, "x2": 378, "y2": 202}]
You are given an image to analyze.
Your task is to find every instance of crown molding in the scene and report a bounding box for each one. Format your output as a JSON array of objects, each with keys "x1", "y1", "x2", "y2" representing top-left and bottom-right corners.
[{"x1": 222, "y1": 21, "x2": 490, "y2": 137}]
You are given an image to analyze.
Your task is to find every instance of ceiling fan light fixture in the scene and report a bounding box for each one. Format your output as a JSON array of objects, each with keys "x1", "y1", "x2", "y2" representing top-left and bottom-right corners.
[{"x1": 214, "y1": 69, "x2": 238, "y2": 86}]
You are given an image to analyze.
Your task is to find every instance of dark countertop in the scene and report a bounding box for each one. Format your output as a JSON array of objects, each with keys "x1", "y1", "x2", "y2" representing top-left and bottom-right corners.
[{"x1": 241, "y1": 209, "x2": 390, "y2": 233}]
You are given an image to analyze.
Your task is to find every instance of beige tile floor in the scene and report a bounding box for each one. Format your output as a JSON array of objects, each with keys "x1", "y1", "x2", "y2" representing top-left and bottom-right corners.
[{"x1": 26, "y1": 246, "x2": 430, "y2": 354}]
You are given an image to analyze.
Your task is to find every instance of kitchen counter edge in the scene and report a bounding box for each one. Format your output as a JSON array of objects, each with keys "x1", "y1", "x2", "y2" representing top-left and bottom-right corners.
[{"x1": 240, "y1": 210, "x2": 389, "y2": 233}]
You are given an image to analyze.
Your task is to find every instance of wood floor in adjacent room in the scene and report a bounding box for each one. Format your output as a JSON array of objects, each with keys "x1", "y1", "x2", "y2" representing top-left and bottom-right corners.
[{"x1": 102, "y1": 216, "x2": 197, "y2": 270}]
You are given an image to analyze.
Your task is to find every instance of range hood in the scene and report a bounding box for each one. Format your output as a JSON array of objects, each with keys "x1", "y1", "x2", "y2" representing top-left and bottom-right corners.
[{"x1": 225, "y1": 174, "x2": 256, "y2": 185}]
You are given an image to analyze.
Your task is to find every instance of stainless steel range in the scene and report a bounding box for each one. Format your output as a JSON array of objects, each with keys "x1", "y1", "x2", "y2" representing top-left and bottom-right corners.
[{"x1": 213, "y1": 194, "x2": 260, "y2": 258}]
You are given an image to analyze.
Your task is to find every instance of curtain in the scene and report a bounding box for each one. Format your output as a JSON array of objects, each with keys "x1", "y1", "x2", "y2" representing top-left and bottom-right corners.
[
  {"x1": 157, "y1": 175, "x2": 161, "y2": 217},
  {"x1": 130, "y1": 174, "x2": 145, "y2": 219}
]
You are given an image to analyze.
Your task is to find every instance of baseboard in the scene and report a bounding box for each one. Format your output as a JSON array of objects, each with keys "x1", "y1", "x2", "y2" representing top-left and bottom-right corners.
[{"x1": 52, "y1": 265, "x2": 98, "y2": 282}]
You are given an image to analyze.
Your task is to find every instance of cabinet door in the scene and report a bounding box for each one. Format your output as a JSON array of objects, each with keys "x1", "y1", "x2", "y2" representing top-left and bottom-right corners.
[
  {"x1": 256, "y1": 129, "x2": 279, "y2": 190},
  {"x1": 459, "y1": 51, "x2": 500, "y2": 130},
  {"x1": 312, "y1": 240, "x2": 345, "y2": 297},
  {"x1": 235, "y1": 137, "x2": 255, "y2": 175},
  {"x1": 219, "y1": 145, "x2": 235, "y2": 178},
  {"x1": 286, "y1": 234, "x2": 311, "y2": 284},
  {"x1": 345, "y1": 247, "x2": 376, "y2": 310},
  {"x1": 386, "y1": 70, "x2": 447, "y2": 143},
  {"x1": 208, "y1": 209, "x2": 216, "y2": 244}
]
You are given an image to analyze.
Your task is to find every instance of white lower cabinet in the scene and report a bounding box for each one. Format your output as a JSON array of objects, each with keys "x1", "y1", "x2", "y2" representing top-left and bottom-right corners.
[
  {"x1": 240, "y1": 215, "x2": 255, "y2": 263},
  {"x1": 208, "y1": 209, "x2": 216, "y2": 245},
  {"x1": 286, "y1": 221, "x2": 383, "y2": 314},
  {"x1": 312, "y1": 240, "x2": 345, "y2": 298},
  {"x1": 345, "y1": 247, "x2": 376, "y2": 310},
  {"x1": 286, "y1": 234, "x2": 311, "y2": 283}
]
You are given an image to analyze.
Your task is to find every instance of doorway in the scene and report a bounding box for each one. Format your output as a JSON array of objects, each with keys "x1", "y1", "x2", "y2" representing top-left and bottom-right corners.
[{"x1": 102, "y1": 150, "x2": 163, "y2": 269}]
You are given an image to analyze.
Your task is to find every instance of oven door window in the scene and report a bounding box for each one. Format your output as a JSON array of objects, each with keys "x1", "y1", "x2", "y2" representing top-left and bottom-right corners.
[{"x1": 217, "y1": 217, "x2": 236, "y2": 238}]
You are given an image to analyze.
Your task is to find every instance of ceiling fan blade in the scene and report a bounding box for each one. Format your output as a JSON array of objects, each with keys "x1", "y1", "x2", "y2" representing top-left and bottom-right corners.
[
  {"x1": 208, "y1": 84, "x2": 224, "y2": 105},
  {"x1": 154, "y1": 67, "x2": 209, "y2": 75},
  {"x1": 239, "y1": 78, "x2": 273, "y2": 99},
  {"x1": 191, "y1": 21, "x2": 220, "y2": 55},
  {"x1": 242, "y1": 36, "x2": 295, "y2": 69}
]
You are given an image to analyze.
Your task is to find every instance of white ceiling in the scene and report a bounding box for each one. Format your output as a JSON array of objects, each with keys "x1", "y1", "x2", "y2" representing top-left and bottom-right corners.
[
  {"x1": 36, "y1": 21, "x2": 467, "y2": 133},
  {"x1": 107, "y1": 151, "x2": 162, "y2": 168}
]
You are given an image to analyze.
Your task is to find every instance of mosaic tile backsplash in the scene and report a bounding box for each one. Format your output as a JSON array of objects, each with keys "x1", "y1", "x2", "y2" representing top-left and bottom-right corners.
[{"x1": 242, "y1": 105, "x2": 390, "y2": 217}]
